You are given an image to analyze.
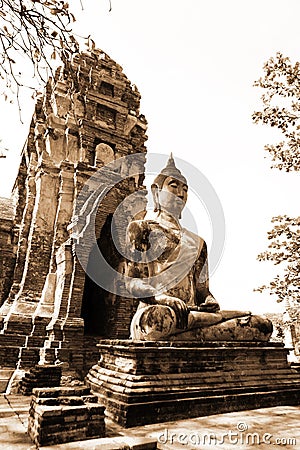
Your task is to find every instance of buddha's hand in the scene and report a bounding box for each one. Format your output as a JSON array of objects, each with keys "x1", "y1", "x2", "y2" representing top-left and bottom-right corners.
[
  {"x1": 156, "y1": 295, "x2": 189, "y2": 329},
  {"x1": 199, "y1": 296, "x2": 220, "y2": 313}
]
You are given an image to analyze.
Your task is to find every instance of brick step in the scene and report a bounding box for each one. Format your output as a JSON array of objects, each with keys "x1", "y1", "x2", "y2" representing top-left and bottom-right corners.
[
  {"x1": 2, "y1": 321, "x2": 33, "y2": 335},
  {"x1": 28, "y1": 386, "x2": 107, "y2": 447},
  {"x1": 88, "y1": 365, "x2": 300, "y2": 389},
  {"x1": 33, "y1": 386, "x2": 91, "y2": 398},
  {"x1": 92, "y1": 376, "x2": 300, "y2": 398},
  {"x1": 25, "y1": 336, "x2": 45, "y2": 347},
  {"x1": 0, "y1": 335, "x2": 27, "y2": 346},
  {"x1": 0, "y1": 368, "x2": 15, "y2": 393},
  {"x1": 19, "y1": 365, "x2": 62, "y2": 395},
  {"x1": 0, "y1": 348, "x2": 21, "y2": 367},
  {"x1": 31, "y1": 394, "x2": 99, "y2": 406},
  {"x1": 291, "y1": 362, "x2": 300, "y2": 373},
  {"x1": 92, "y1": 363, "x2": 295, "y2": 379},
  {"x1": 44, "y1": 339, "x2": 85, "y2": 349},
  {"x1": 18, "y1": 348, "x2": 41, "y2": 369},
  {"x1": 101, "y1": 386, "x2": 300, "y2": 428},
  {"x1": 90, "y1": 375, "x2": 300, "y2": 405},
  {"x1": 101, "y1": 359, "x2": 290, "y2": 374}
]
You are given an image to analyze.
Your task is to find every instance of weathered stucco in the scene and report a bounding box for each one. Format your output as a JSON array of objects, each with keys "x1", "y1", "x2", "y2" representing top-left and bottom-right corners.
[
  {"x1": 0, "y1": 197, "x2": 16, "y2": 305},
  {"x1": 0, "y1": 49, "x2": 148, "y2": 377}
]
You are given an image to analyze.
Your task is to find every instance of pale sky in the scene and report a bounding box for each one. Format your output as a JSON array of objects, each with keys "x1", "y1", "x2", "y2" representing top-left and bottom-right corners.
[{"x1": 1, "y1": 0, "x2": 300, "y2": 313}]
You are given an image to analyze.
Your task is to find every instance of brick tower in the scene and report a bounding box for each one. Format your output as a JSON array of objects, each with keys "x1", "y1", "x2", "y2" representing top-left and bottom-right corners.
[{"x1": 0, "y1": 49, "x2": 148, "y2": 379}]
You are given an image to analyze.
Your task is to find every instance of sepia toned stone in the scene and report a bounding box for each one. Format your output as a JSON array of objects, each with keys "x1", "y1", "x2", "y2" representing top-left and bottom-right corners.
[
  {"x1": 86, "y1": 157, "x2": 300, "y2": 427},
  {"x1": 0, "y1": 197, "x2": 16, "y2": 306},
  {"x1": 28, "y1": 386, "x2": 105, "y2": 446},
  {"x1": 125, "y1": 155, "x2": 273, "y2": 342},
  {"x1": 0, "y1": 43, "x2": 299, "y2": 441},
  {"x1": 87, "y1": 340, "x2": 300, "y2": 427},
  {"x1": 0, "y1": 48, "x2": 147, "y2": 385}
]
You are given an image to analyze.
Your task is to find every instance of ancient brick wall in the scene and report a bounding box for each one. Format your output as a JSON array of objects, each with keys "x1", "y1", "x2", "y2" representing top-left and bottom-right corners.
[
  {"x1": 0, "y1": 198, "x2": 16, "y2": 305},
  {"x1": 0, "y1": 49, "x2": 148, "y2": 376}
]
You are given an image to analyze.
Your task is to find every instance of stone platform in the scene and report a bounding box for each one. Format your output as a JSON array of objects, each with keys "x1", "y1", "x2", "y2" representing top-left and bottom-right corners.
[
  {"x1": 28, "y1": 386, "x2": 106, "y2": 446},
  {"x1": 86, "y1": 340, "x2": 300, "y2": 427}
]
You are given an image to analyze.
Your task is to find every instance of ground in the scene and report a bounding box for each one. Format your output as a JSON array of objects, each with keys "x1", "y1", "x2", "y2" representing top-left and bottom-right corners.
[{"x1": 1, "y1": 394, "x2": 299, "y2": 449}]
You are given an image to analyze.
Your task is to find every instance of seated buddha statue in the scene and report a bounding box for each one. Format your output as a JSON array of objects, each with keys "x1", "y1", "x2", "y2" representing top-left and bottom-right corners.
[{"x1": 125, "y1": 154, "x2": 273, "y2": 341}]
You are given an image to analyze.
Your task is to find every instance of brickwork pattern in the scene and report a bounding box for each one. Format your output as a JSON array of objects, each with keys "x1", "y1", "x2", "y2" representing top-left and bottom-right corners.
[
  {"x1": 0, "y1": 48, "x2": 148, "y2": 378},
  {"x1": 28, "y1": 386, "x2": 105, "y2": 446},
  {"x1": 19, "y1": 364, "x2": 62, "y2": 395},
  {"x1": 0, "y1": 198, "x2": 15, "y2": 305},
  {"x1": 87, "y1": 340, "x2": 300, "y2": 427}
]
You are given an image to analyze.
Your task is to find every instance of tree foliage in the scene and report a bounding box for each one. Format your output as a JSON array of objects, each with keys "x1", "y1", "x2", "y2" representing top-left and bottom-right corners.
[
  {"x1": 253, "y1": 52, "x2": 300, "y2": 172},
  {"x1": 256, "y1": 215, "x2": 300, "y2": 304},
  {"x1": 253, "y1": 53, "x2": 300, "y2": 308},
  {"x1": 0, "y1": 0, "x2": 79, "y2": 100}
]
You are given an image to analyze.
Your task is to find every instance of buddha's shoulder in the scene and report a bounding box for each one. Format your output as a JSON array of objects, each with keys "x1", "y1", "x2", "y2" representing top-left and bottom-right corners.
[
  {"x1": 182, "y1": 227, "x2": 204, "y2": 241},
  {"x1": 182, "y1": 228, "x2": 206, "y2": 250}
]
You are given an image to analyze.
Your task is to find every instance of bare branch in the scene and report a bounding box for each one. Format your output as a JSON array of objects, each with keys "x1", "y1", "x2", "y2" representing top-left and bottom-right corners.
[{"x1": 0, "y1": 0, "x2": 80, "y2": 102}]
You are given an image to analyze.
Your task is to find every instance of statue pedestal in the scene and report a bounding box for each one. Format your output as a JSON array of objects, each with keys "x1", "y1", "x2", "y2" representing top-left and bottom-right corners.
[{"x1": 86, "y1": 340, "x2": 300, "y2": 427}]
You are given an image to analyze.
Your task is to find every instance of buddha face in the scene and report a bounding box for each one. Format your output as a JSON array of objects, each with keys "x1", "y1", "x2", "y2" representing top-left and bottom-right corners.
[{"x1": 157, "y1": 176, "x2": 188, "y2": 217}]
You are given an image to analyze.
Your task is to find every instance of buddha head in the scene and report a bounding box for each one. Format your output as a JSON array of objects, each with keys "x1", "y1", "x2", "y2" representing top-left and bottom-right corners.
[{"x1": 151, "y1": 154, "x2": 188, "y2": 218}]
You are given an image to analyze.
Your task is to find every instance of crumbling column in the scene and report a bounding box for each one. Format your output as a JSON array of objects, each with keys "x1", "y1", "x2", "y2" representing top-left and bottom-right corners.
[
  {"x1": 32, "y1": 162, "x2": 75, "y2": 336},
  {"x1": 1, "y1": 158, "x2": 37, "y2": 312},
  {"x1": 40, "y1": 242, "x2": 85, "y2": 373},
  {"x1": 0, "y1": 48, "x2": 148, "y2": 379},
  {"x1": 2, "y1": 163, "x2": 60, "y2": 334},
  {"x1": 0, "y1": 199, "x2": 15, "y2": 306}
]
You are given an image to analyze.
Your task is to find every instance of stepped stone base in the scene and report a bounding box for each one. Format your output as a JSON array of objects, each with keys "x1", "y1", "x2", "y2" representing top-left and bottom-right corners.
[
  {"x1": 0, "y1": 333, "x2": 45, "y2": 373},
  {"x1": 0, "y1": 368, "x2": 15, "y2": 392},
  {"x1": 19, "y1": 364, "x2": 62, "y2": 395},
  {"x1": 0, "y1": 334, "x2": 103, "y2": 392},
  {"x1": 86, "y1": 340, "x2": 300, "y2": 427},
  {"x1": 28, "y1": 386, "x2": 105, "y2": 446}
]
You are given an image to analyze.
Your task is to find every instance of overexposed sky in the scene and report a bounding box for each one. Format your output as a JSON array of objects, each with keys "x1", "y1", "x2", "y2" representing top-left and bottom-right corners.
[{"x1": 1, "y1": 0, "x2": 300, "y2": 313}]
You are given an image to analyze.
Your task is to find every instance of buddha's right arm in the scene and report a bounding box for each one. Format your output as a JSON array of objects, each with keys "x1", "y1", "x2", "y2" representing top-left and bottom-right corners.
[
  {"x1": 125, "y1": 261, "x2": 157, "y2": 302},
  {"x1": 125, "y1": 220, "x2": 157, "y2": 301}
]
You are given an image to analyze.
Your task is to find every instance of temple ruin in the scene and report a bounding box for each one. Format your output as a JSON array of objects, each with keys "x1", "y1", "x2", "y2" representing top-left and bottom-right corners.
[
  {"x1": 0, "y1": 49, "x2": 148, "y2": 382},
  {"x1": 1, "y1": 48, "x2": 300, "y2": 435}
]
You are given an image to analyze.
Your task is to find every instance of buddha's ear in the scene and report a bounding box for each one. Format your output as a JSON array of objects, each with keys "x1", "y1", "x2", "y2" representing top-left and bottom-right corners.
[{"x1": 151, "y1": 183, "x2": 160, "y2": 212}]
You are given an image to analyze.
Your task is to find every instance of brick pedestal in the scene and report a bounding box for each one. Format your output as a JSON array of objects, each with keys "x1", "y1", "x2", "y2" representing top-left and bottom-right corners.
[
  {"x1": 28, "y1": 386, "x2": 105, "y2": 446},
  {"x1": 86, "y1": 340, "x2": 300, "y2": 427},
  {"x1": 19, "y1": 364, "x2": 62, "y2": 395}
]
